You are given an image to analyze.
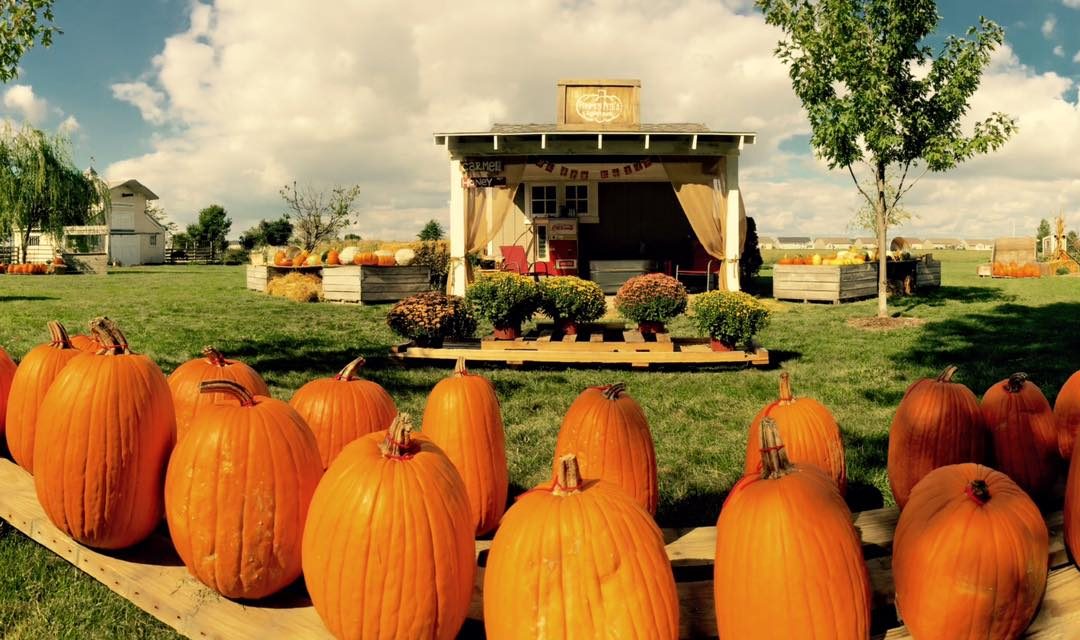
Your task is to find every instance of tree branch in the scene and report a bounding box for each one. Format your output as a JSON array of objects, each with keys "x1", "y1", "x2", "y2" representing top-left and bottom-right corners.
[{"x1": 847, "y1": 164, "x2": 876, "y2": 208}]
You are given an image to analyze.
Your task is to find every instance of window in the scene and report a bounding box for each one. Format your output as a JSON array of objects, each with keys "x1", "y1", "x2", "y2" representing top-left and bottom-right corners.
[
  {"x1": 28, "y1": 235, "x2": 40, "y2": 246},
  {"x1": 535, "y1": 225, "x2": 549, "y2": 260},
  {"x1": 150, "y1": 234, "x2": 158, "y2": 246},
  {"x1": 529, "y1": 184, "x2": 557, "y2": 217},
  {"x1": 564, "y1": 184, "x2": 589, "y2": 216}
]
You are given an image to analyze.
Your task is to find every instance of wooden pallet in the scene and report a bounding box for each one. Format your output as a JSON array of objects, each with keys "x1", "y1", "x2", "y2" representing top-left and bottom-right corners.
[
  {"x1": 480, "y1": 324, "x2": 676, "y2": 353},
  {"x1": 1, "y1": 457, "x2": 1077, "y2": 639}
]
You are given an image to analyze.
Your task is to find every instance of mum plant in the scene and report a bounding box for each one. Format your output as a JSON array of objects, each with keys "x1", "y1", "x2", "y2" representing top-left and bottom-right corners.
[
  {"x1": 690, "y1": 290, "x2": 770, "y2": 350},
  {"x1": 614, "y1": 273, "x2": 688, "y2": 333},
  {"x1": 386, "y1": 291, "x2": 476, "y2": 347},
  {"x1": 465, "y1": 272, "x2": 540, "y2": 339},
  {"x1": 539, "y1": 276, "x2": 606, "y2": 333}
]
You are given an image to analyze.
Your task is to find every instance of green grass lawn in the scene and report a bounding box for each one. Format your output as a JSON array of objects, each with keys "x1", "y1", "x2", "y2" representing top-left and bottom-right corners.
[{"x1": 2, "y1": 251, "x2": 1078, "y2": 637}]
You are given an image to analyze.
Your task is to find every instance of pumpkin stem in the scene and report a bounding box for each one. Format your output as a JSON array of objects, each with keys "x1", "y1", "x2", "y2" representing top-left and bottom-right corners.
[
  {"x1": 89, "y1": 317, "x2": 130, "y2": 355},
  {"x1": 47, "y1": 321, "x2": 74, "y2": 349},
  {"x1": 1006, "y1": 372, "x2": 1028, "y2": 393},
  {"x1": 758, "y1": 417, "x2": 793, "y2": 479},
  {"x1": 553, "y1": 454, "x2": 582, "y2": 494},
  {"x1": 380, "y1": 413, "x2": 417, "y2": 458},
  {"x1": 601, "y1": 382, "x2": 627, "y2": 400},
  {"x1": 199, "y1": 379, "x2": 256, "y2": 406},
  {"x1": 202, "y1": 346, "x2": 228, "y2": 366},
  {"x1": 778, "y1": 372, "x2": 795, "y2": 404},
  {"x1": 336, "y1": 355, "x2": 366, "y2": 381},
  {"x1": 965, "y1": 479, "x2": 991, "y2": 506},
  {"x1": 936, "y1": 365, "x2": 959, "y2": 383},
  {"x1": 453, "y1": 357, "x2": 468, "y2": 376}
]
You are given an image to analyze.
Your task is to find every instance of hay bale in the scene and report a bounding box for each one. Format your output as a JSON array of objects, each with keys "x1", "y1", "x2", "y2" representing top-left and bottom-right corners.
[{"x1": 266, "y1": 272, "x2": 322, "y2": 302}]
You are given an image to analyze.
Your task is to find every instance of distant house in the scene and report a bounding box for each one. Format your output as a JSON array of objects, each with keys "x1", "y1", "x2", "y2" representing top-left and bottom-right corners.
[
  {"x1": 776, "y1": 236, "x2": 813, "y2": 249},
  {"x1": 813, "y1": 236, "x2": 853, "y2": 250},
  {"x1": 961, "y1": 238, "x2": 991, "y2": 251},
  {"x1": 757, "y1": 236, "x2": 778, "y2": 250},
  {"x1": 926, "y1": 238, "x2": 962, "y2": 250},
  {"x1": 10, "y1": 179, "x2": 166, "y2": 265},
  {"x1": 852, "y1": 237, "x2": 878, "y2": 250}
]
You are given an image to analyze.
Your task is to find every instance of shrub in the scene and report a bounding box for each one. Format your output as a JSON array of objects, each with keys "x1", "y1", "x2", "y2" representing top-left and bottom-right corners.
[
  {"x1": 614, "y1": 273, "x2": 688, "y2": 324},
  {"x1": 414, "y1": 241, "x2": 450, "y2": 288},
  {"x1": 386, "y1": 291, "x2": 476, "y2": 344},
  {"x1": 690, "y1": 290, "x2": 770, "y2": 347},
  {"x1": 1057, "y1": 266, "x2": 1071, "y2": 276},
  {"x1": 223, "y1": 248, "x2": 249, "y2": 265},
  {"x1": 539, "y1": 276, "x2": 607, "y2": 324},
  {"x1": 466, "y1": 272, "x2": 540, "y2": 328}
]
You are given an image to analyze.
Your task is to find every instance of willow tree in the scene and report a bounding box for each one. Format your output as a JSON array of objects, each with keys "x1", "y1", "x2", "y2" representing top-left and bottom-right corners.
[
  {"x1": 0, "y1": 125, "x2": 107, "y2": 262},
  {"x1": 757, "y1": 0, "x2": 1016, "y2": 317}
]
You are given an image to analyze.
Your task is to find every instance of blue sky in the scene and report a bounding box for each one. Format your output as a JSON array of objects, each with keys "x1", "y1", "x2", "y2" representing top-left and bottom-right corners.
[{"x1": 4, "y1": 0, "x2": 1080, "y2": 239}]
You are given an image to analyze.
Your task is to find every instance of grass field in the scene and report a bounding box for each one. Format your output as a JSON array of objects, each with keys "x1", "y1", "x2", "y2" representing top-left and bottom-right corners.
[{"x1": 2, "y1": 249, "x2": 1079, "y2": 637}]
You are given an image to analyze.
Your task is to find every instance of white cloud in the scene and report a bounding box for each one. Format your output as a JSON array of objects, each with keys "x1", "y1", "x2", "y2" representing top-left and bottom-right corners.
[
  {"x1": 1054, "y1": 45, "x2": 1065, "y2": 57},
  {"x1": 111, "y1": 81, "x2": 168, "y2": 124},
  {"x1": 57, "y1": 115, "x2": 80, "y2": 136},
  {"x1": 1063, "y1": 0, "x2": 1080, "y2": 9},
  {"x1": 1042, "y1": 15, "x2": 1057, "y2": 37},
  {"x1": 3, "y1": 84, "x2": 49, "y2": 124},
  {"x1": 1074, "y1": 49, "x2": 1080, "y2": 63}
]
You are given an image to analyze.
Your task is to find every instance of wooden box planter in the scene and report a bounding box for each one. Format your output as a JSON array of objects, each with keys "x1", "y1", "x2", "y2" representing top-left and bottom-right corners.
[
  {"x1": 246, "y1": 265, "x2": 270, "y2": 292},
  {"x1": 322, "y1": 265, "x2": 431, "y2": 304},
  {"x1": 915, "y1": 255, "x2": 941, "y2": 288},
  {"x1": 773, "y1": 263, "x2": 877, "y2": 304}
]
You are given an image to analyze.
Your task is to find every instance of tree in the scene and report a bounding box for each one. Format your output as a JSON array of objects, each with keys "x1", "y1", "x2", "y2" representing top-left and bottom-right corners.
[
  {"x1": 741, "y1": 216, "x2": 764, "y2": 286},
  {"x1": 280, "y1": 182, "x2": 360, "y2": 250},
  {"x1": 188, "y1": 204, "x2": 231, "y2": 260},
  {"x1": 0, "y1": 124, "x2": 108, "y2": 262},
  {"x1": 170, "y1": 231, "x2": 193, "y2": 252},
  {"x1": 758, "y1": 0, "x2": 1016, "y2": 317},
  {"x1": 344, "y1": 233, "x2": 362, "y2": 241},
  {"x1": 1068, "y1": 230, "x2": 1079, "y2": 262},
  {"x1": 240, "y1": 216, "x2": 293, "y2": 249},
  {"x1": 850, "y1": 170, "x2": 913, "y2": 233},
  {"x1": 418, "y1": 219, "x2": 445, "y2": 241},
  {"x1": 0, "y1": 1, "x2": 60, "y2": 82},
  {"x1": 1036, "y1": 218, "x2": 1051, "y2": 253},
  {"x1": 146, "y1": 202, "x2": 177, "y2": 234}
]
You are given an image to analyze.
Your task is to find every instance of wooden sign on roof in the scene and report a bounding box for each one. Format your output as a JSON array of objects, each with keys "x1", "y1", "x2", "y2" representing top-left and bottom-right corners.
[{"x1": 556, "y1": 79, "x2": 641, "y2": 131}]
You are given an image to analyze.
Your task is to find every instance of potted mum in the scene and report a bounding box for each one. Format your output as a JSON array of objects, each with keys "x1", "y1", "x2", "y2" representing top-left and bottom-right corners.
[
  {"x1": 690, "y1": 290, "x2": 770, "y2": 351},
  {"x1": 466, "y1": 272, "x2": 540, "y2": 340},
  {"x1": 386, "y1": 291, "x2": 477, "y2": 348},
  {"x1": 539, "y1": 276, "x2": 607, "y2": 335},
  {"x1": 614, "y1": 273, "x2": 688, "y2": 334}
]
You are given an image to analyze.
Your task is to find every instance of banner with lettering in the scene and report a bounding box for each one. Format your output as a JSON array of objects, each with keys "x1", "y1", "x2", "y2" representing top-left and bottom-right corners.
[{"x1": 520, "y1": 157, "x2": 665, "y2": 182}]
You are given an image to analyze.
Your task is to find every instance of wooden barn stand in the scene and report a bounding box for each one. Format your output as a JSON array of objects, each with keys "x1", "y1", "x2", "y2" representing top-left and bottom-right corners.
[
  {"x1": 245, "y1": 265, "x2": 431, "y2": 304},
  {"x1": 773, "y1": 257, "x2": 940, "y2": 304},
  {"x1": 2, "y1": 457, "x2": 1077, "y2": 639}
]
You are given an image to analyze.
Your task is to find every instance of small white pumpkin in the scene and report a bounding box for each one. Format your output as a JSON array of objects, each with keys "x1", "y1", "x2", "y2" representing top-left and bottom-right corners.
[
  {"x1": 339, "y1": 246, "x2": 359, "y2": 265},
  {"x1": 395, "y1": 248, "x2": 416, "y2": 266}
]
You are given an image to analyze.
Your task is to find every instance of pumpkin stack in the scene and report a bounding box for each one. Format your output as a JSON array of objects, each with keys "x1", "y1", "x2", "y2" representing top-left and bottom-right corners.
[
  {"x1": 887, "y1": 365, "x2": 987, "y2": 508},
  {"x1": 893, "y1": 463, "x2": 1048, "y2": 638},
  {"x1": 715, "y1": 417, "x2": 870, "y2": 639},
  {"x1": 289, "y1": 355, "x2": 397, "y2": 468},
  {"x1": 5, "y1": 321, "x2": 82, "y2": 472},
  {"x1": 168, "y1": 346, "x2": 269, "y2": 441},
  {"x1": 484, "y1": 454, "x2": 678, "y2": 639},
  {"x1": 34, "y1": 317, "x2": 175, "y2": 549},
  {"x1": 302, "y1": 414, "x2": 474, "y2": 639},
  {"x1": 981, "y1": 373, "x2": 1059, "y2": 499},
  {"x1": 421, "y1": 358, "x2": 508, "y2": 535},
  {"x1": 553, "y1": 382, "x2": 658, "y2": 514},
  {"x1": 744, "y1": 372, "x2": 847, "y2": 494},
  {"x1": 165, "y1": 380, "x2": 323, "y2": 599}
]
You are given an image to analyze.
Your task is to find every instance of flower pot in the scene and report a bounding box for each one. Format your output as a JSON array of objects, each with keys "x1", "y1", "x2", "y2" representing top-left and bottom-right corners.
[
  {"x1": 710, "y1": 337, "x2": 737, "y2": 352},
  {"x1": 638, "y1": 321, "x2": 666, "y2": 335},
  {"x1": 556, "y1": 320, "x2": 579, "y2": 336},
  {"x1": 493, "y1": 324, "x2": 521, "y2": 340}
]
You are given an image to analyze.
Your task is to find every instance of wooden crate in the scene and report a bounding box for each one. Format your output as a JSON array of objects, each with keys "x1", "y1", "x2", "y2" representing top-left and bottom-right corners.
[
  {"x1": 915, "y1": 256, "x2": 941, "y2": 288},
  {"x1": 322, "y1": 265, "x2": 430, "y2": 304},
  {"x1": 2, "y1": 456, "x2": 1076, "y2": 639},
  {"x1": 245, "y1": 265, "x2": 269, "y2": 292},
  {"x1": 773, "y1": 263, "x2": 878, "y2": 303}
]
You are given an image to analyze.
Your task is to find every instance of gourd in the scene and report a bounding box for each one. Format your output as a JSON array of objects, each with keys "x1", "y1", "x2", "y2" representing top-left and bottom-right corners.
[{"x1": 168, "y1": 346, "x2": 269, "y2": 441}]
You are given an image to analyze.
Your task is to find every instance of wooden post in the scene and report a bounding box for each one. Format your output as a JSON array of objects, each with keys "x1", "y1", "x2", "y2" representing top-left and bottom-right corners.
[
  {"x1": 724, "y1": 153, "x2": 741, "y2": 291},
  {"x1": 448, "y1": 156, "x2": 467, "y2": 296}
]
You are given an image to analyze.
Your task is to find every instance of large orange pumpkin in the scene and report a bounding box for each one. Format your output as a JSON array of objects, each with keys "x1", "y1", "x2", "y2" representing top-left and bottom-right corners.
[
  {"x1": 1054, "y1": 369, "x2": 1080, "y2": 460},
  {"x1": 981, "y1": 373, "x2": 1059, "y2": 499},
  {"x1": 288, "y1": 355, "x2": 397, "y2": 468},
  {"x1": 69, "y1": 333, "x2": 101, "y2": 352},
  {"x1": 165, "y1": 380, "x2": 322, "y2": 599},
  {"x1": 302, "y1": 415, "x2": 474, "y2": 640},
  {"x1": 353, "y1": 252, "x2": 377, "y2": 266},
  {"x1": 553, "y1": 382, "x2": 658, "y2": 514},
  {"x1": 716, "y1": 417, "x2": 870, "y2": 639},
  {"x1": 0, "y1": 345, "x2": 15, "y2": 440},
  {"x1": 377, "y1": 254, "x2": 396, "y2": 266},
  {"x1": 744, "y1": 372, "x2": 846, "y2": 494},
  {"x1": 34, "y1": 318, "x2": 175, "y2": 549},
  {"x1": 5, "y1": 321, "x2": 82, "y2": 472},
  {"x1": 421, "y1": 358, "x2": 508, "y2": 535},
  {"x1": 893, "y1": 463, "x2": 1048, "y2": 639},
  {"x1": 484, "y1": 454, "x2": 678, "y2": 639},
  {"x1": 887, "y1": 365, "x2": 987, "y2": 508},
  {"x1": 168, "y1": 346, "x2": 269, "y2": 441},
  {"x1": 1066, "y1": 434, "x2": 1080, "y2": 564},
  {"x1": 326, "y1": 250, "x2": 340, "y2": 266}
]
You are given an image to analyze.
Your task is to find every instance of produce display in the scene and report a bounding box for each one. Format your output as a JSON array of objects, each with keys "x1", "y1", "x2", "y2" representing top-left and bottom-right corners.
[
  {"x1": 776, "y1": 249, "x2": 871, "y2": 265},
  {"x1": 992, "y1": 261, "x2": 1041, "y2": 278},
  {"x1": 266, "y1": 244, "x2": 425, "y2": 269}
]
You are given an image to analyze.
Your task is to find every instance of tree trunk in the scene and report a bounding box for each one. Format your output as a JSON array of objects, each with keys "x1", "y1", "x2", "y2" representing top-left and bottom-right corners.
[
  {"x1": 875, "y1": 161, "x2": 888, "y2": 319},
  {"x1": 20, "y1": 225, "x2": 31, "y2": 264}
]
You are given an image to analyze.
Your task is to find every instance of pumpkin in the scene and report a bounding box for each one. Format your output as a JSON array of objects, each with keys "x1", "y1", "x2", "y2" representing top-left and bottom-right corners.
[
  {"x1": 484, "y1": 454, "x2": 678, "y2": 639},
  {"x1": 0, "y1": 345, "x2": 15, "y2": 441},
  {"x1": 777, "y1": 257, "x2": 793, "y2": 265},
  {"x1": 69, "y1": 333, "x2": 101, "y2": 352},
  {"x1": 289, "y1": 355, "x2": 397, "y2": 468},
  {"x1": 1066, "y1": 433, "x2": 1080, "y2": 565},
  {"x1": 302, "y1": 414, "x2": 474, "y2": 640},
  {"x1": 165, "y1": 380, "x2": 322, "y2": 599},
  {"x1": 305, "y1": 253, "x2": 322, "y2": 267},
  {"x1": 339, "y1": 246, "x2": 358, "y2": 264},
  {"x1": 168, "y1": 346, "x2": 269, "y2": 442},
  {"x1": 4, "y1": 321, "x2": 82, "y2": 472},
  {"x1": 291, "y1": 254, "x2": 305, "y2": 267},
  {"x1": 981, "y1": 373, "x2": 1059, "y2": 499},
  {"x1": 377, "y1": 254, "x2": 396, "y2": 266},
  {"x1": 1054, "y1": 369, "x2": 1080, "y2": 460},
  {"x1": 553, "y1": 382, "x2": 658, "y2": 514},
  {"x1": 274, "y1": 249, "x2": 287, "y2": 265},
  {"x1": 715, "y1": 417, "x2": 871, "y2": 640},
  {"x1": 893, "y1": 463, "x2": 1048, "y2": 639},
  {"x1": 744, "y1": 372, "x2": 846, "y2": 494},
  {"x1": 394, "y1": 248, "x2": 416, "y2": 266},
  {"x1": 326, "y1": 250, "x2": 340, "y2": 266},
  {"x1": 421, "y1": 358, "x2": 508, "y2": 535},
  {"x1": 887, "y1": 365, "x2": 987, "y2": 508},
  {"x1": 34, "y1": 318, "x2": 175, "y2": 549}
]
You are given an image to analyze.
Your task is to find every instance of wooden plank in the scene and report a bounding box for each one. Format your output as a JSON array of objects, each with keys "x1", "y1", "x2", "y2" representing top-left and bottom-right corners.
[
  {"x1": 537, "y1": 331, "x2": 553, "y2": 343},
  {"x1": 624, "y1": 330, "x2": 646, "y2": 343},
  {"x1": 589, "y1": 332, "x2": 605, "y2": 343},
  {"x1": 480, "y1": 337, "x2": 676, "y2": 353},
  {"x1": 395, "y1": 344, "x2": 770, "y2": 366}
]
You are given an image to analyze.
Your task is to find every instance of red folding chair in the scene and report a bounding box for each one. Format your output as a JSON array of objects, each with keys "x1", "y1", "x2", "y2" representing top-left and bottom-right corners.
[
  {"x1": 675, "y1": 241, "x2": 722, "y2": 291},
  {"x1": 499, "y1": 245, "x2": 551, "y2": 280}
]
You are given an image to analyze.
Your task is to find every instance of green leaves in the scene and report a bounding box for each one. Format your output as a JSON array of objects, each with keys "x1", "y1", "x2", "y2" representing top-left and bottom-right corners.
[{"x1": 0, "y1": 0, "x2": 60, "y2": 82}]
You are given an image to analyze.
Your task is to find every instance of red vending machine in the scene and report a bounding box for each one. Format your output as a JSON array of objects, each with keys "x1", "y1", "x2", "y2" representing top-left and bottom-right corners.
[{"x1": 546, "y1": 218, "x2": 578, "y2": 276}]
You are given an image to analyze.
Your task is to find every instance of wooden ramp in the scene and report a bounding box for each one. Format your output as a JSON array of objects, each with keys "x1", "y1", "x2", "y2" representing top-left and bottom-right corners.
[{"x1": 1, "y1": 457, "x2": 1077, "y2": 639}]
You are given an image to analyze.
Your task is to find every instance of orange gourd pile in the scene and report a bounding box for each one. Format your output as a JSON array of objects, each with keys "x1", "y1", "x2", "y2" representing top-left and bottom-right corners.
[{"x1": 992, "y1": 261, "x2": 1041, "y2": 278}]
